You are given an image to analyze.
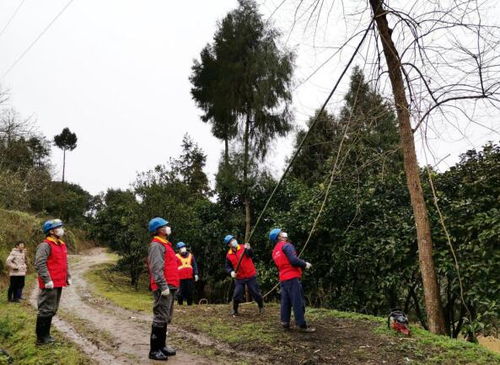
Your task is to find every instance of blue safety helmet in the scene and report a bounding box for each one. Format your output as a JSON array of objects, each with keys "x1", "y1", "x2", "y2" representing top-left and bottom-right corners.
[
  {"x1": 148, "y1": 217, "x2": 169, "y2": 233},
  {"x1": 42, "y1": 219, "x2": 64, "y2": 234},
  {"x1": 269, "y1": 228, "x2": 282, "y2": 242},
  {"x1": 223, "y1": 234, "x2": 234, "y2": 245},
  {"x1": 176, "y1": 242, "x2": 186, "y2": 249}
]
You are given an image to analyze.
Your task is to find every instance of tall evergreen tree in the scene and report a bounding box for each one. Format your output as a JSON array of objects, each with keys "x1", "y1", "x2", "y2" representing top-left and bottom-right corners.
[
  {"x1": 54, "y1": 127, "x2": 77, "y2": 183},
  {"x1": 191, "y1": 0, "x2": 294, "y2": 240}
]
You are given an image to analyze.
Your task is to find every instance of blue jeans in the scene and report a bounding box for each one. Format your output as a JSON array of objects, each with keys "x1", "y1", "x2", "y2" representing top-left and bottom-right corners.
[
  {"x1": 280, "y1": 278, "x2": 306, "y2": 327},
  {"x1": 233, "y1": 276, "x2": 263, "y2": 306}
]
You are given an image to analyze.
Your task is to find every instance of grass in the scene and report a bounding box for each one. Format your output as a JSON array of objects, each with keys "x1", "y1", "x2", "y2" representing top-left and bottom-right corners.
[
  {"x1": 0, "y1": 277, "x2": 93, "y2": 365},
  {"x1": 87, "y1": 263, "x2": 500, "y2": 365},
  {"x1": 0, "y1": 208, "x2": 96, "y2": 286}
]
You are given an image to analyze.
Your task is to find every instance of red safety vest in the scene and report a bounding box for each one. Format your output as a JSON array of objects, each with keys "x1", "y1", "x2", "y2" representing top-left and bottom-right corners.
[
  {"x1": 272, "y1": 241, "x2": 302, "y2": 282},
  {"x1": 226, "y1": 244, "x2": 256, "y2": 279},
  {"x1": 148, "y1": 236, "x2": 180, "y2": 290},
  {"x1": 176, "y1": 253, "x2": 194, "y2": 280},
  {"x1": 38, "y1": 237, "x2": 68, "y2": 289}
]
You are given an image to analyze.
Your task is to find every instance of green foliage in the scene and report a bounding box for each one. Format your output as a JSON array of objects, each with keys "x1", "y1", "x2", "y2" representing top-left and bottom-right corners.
[
  {"x1": 0, "y1": 209, "x2": 94, "y2": 283},
  {"x1": 0, "y1": 287, "x2": 92, "y2": 365},
  {"x1": 53, "y1": 127, "x2": 77, "y2": 152}
]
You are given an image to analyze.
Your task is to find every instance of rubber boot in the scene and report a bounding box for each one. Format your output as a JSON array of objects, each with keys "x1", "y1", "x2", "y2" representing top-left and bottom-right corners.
[
  {"x1": 231, "y1": 301, "x2": 239, "y2": 316},
  {"x1": 159, "y1": 324, "x2": 176, "y2": 356},
  {"x1": 149, "y1": 325, "x2": 168, "y2": 361},
  {"x1": 36, "y1": 316, "x2": 55, "y2": 345},
  {"x1": 46, "y1": 316, "x2": 56, "y2": 342}
]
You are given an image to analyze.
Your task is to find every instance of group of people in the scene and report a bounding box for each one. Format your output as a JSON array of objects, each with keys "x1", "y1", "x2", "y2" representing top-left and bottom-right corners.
[
  {"x1": 146, "y1": 217, "x2": 316, "y2": 361},
  {"x1": 12, "y1": 216, "x2": 314, "y2": 361}
]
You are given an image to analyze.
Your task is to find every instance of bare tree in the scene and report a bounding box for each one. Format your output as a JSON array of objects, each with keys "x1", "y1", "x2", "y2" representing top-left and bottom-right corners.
[{"x1": 271, "y1": 0, "x2": 500, "y2": 335}]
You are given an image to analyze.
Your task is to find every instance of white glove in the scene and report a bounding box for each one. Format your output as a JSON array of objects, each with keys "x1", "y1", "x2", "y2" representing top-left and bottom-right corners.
[
  {"x1": 161, "y1": 287, "x2": 170, "y2": 297},
  {"x1": 244, "y1": 243, "x2": 251, "y2": 249},
  {"x1": 305, "y1": 262, "x2": 312, "y2": 270},
  {"x1": 230, "y1": 271, "x2": 237, "y2": 278},
  {"x1": 195, "y1": 275, "x2": 199, "y2": 282},
  {"x1": 45, "y1": 281, "x2": 54, "y2": 289},
  {"x1": 67, "y1": 278, "x2": 72, "y2": 286}
]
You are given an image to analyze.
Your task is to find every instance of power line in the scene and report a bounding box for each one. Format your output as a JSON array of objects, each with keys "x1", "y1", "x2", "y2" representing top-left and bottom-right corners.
[
  {"x1": 0, "y1": 0, "x2": 27, "y2": 39},
  {"x1": 1, "y1": 0, "x2": 76, "y2": 80}
]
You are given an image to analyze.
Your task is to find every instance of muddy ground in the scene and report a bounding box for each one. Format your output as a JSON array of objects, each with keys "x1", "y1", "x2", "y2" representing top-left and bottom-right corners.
[{"x1": 29, "y1": 248, "x2": 495, "y2": 365}]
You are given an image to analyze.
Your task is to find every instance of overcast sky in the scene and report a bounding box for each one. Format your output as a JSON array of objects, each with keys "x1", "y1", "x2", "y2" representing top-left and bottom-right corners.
[{"x1": 1, "y1": 0, "x2": 499, "y2": 195}]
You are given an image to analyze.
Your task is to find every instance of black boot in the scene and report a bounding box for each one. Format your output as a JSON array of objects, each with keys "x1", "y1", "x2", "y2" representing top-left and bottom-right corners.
[
  {"x1": 149, "y1": 325, "x2": 168, "y2": 361},
  {"x1": 159, "y1": 324, "x2": 176, "y2": 356},
  {"x1": 231, "y1": 301, "x2": 239, "y2": 316},
  {"x1": 36, "y1": 316, "x2": 55, "y2": 345},
  {"x1": 257, "y1": 298, "x2": 264, "y2": 314}
]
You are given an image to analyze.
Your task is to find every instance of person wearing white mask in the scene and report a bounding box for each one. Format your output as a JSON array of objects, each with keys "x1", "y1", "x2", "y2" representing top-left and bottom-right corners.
[
  {"x1": 224, "y1": 234, "x2": 264, "y2": 316},
  {"x1": 35, "y1": 219, "x2": 71, "y2": 344},
  {"x1": 175, "y1": 242, "x2": 199, "y2": 306}
]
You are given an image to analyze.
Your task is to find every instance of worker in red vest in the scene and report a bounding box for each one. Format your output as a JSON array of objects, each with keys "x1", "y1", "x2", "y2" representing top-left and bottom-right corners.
[
  {"x1": 175, "y1": 241, "x2": 199, "y2": 306},
  {"x1": 224, "y1": 234, "x2": 264, "y2": 316},
  {"x1": 35, "y1": 219, "x2": 71, "y2": 345},
  {"x1": 146, "y1": 217, "x2": 179, "y2": 361},
  {"x1": 270, "y1": 228, "x2": 315, "y2": 332}
]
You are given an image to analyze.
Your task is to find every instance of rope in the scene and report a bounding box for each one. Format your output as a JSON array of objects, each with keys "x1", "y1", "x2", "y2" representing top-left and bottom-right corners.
[
  {"x1": 231, "y1": 18, "x2": 374, "y2": 310},
  {"x1": 234, "y1": 18, "x2": 375, "y2": 276}
]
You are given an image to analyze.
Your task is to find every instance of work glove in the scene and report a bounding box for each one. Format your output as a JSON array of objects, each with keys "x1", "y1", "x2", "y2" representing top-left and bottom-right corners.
[
  {"x1": 45, "y1": 281, "x2": 54, "y2": 289},
  {"x1": 161, "y1": 287, "x2": 170, "y2": 297},
  {"x1": 230, "y1": 271, "x2": 237, "y2": 279},
  {"x1": 244, "y1": 243, "x2": 251, "y2": 249},
  {"x1": 67, "y1": 278, "x2": 72, "y2": 286},
  {"x1": 305, "y1": 262, "x2": 312, "y2": 270},
  {"x1": 195, "y1": 275, "x2": 199, "y2": 282}
]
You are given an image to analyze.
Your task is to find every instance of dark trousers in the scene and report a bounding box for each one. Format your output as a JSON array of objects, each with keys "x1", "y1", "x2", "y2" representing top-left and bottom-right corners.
[
  {"x1": 233, "y1": 276, "x2": 263, "y2": 306},
  {"x1": 280, "y1": 278, "x2": 306, "y2": 327},
  {"x1": 152, "y1": 288, "x2": 176, "y2": 327},
  {"x1": 8, "y1": 276, "x2": 25, "y2": 301},
  {"x1": 177, "y1": 279, "x2": 194, "y2": 305},
  {"x1": 38, "y1": 287, "x2": 63, "y2": 317}
]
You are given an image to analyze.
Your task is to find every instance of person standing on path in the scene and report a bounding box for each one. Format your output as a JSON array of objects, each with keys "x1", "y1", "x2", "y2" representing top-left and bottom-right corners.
[
  {"x1": 224, "y1": 234, "x2": 264, "y2": 316},
  {"x1": 270, "y1": 228, "x2": 315, "y2": 332},
  {"x1": 147, "y1": 217, "x2": 179, "y2": 361},
  {"x1": 175, "y1": 242, "x2": 199, "y2": 306},
  {"x1": 6, "y1": 242, "x2": 27, "y2": 302},
  {"x1": 35, "y1": 219, "x2": 72, "y2": 345}
]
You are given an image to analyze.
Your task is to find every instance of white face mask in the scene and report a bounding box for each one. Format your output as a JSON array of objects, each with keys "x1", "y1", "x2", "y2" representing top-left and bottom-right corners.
[
  {"x1": 279, "y1": 232, "x2": 288, "y2": 241},
  {"x1": 164, "y1": 226, "x2": 171, "y2": 235},
  {"x1": 180, "y1": 247, "x2": 187, "y2": 253},
  {"x1": 230, "y1": 240, "x2": 238, "y2": 248},
  {"x1": 54, "y1": 227, "x2": 64, "y2": 237}
]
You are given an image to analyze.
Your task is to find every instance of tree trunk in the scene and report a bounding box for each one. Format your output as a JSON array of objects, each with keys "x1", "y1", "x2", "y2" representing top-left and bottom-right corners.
[
  {"x1": 369, "y1": 0, "x2": 446, "y2": 335},
  {"x1": 224, "y1": 137, "x2": 229, "y2": 167},
  {"x1": 62, "y1": 149, "x2": 66, "y2": 183},
  {"x1": 243, "y1": 114, "x2": 251, "y2": 242}
]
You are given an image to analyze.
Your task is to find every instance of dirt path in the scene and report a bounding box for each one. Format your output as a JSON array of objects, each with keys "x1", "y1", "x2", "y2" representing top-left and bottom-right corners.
[{"x1": 30, "y1": 248, "x2": 215, "y2": 365}]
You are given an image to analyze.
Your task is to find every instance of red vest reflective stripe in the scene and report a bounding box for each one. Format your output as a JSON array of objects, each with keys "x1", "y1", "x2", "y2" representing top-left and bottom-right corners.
[
  {"x1": 272, "y1": 241, "x2": 302, "y2": 282},
  {"x1": 149, "y1": 237, "x2": 180, "y2": 290},
  {"x1": 176, "y1": 253, "x2": 194, "y2": 280},
  {"x1": 38, "y1": 238, "x2": 68, "y2": 289},
  {"x1": 226, "y1": 244, "x2": 256, "y2": 279}
]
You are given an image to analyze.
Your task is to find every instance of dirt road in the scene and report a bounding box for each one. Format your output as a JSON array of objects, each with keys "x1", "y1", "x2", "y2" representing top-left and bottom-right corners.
[{"x1": 30, "y1": 248, "x2": 216, "y2": 365}]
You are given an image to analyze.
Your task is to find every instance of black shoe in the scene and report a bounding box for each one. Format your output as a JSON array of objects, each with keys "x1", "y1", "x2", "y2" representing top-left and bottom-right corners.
[
  {"x1": 298, "y1": 325, "x2": 316, "y2": 333},
  {"x1": 281, "y1": 322, "x2": 290, "y2": 330},
  {"x1": 159, "y1": 325, "x2": 176, "y2": 356},
  {"x1": 150, "y1": 325, "x2": 168, "y2": 361}
]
